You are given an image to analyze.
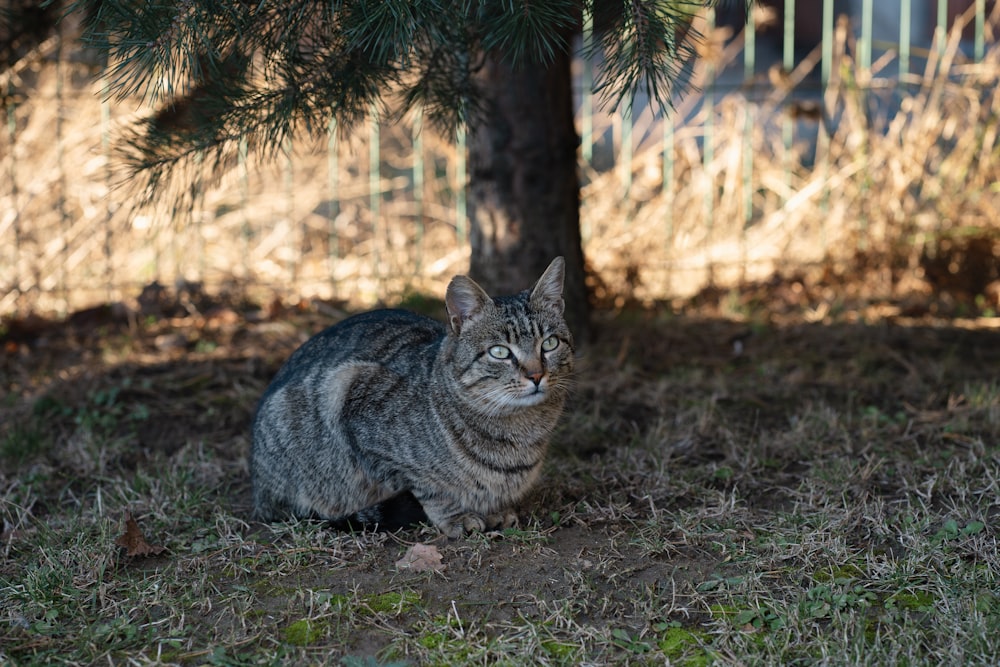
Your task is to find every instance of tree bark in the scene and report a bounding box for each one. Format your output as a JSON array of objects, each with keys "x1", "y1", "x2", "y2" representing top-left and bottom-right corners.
[{"x1": 467, "y1": 46, "x2": 589, "y2": 337}]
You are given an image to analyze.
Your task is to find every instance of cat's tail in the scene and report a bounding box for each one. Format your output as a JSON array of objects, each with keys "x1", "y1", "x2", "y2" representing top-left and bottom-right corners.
[{"x1": 327, "y1": 491, "x2": 429, "y2": 533}]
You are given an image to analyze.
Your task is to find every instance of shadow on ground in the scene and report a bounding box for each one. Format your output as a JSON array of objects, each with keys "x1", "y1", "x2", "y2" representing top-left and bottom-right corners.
[{"x1": 2, "y1": 290, "x2": 999, "y2": 664}]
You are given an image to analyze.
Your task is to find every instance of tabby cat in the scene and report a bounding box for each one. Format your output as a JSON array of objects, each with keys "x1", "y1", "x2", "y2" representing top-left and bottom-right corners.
[{"x1": 250, "y1": 257, "x2": 574, "y2": 538}]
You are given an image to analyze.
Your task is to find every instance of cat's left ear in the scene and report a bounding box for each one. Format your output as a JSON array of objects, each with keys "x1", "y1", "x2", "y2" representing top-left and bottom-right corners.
[
  {"x1": 530, "y1": 257, "x2": 566, "y2": 315},
  {"x1": 446, "y1": 275, "x2": 492, "y2": 334}
]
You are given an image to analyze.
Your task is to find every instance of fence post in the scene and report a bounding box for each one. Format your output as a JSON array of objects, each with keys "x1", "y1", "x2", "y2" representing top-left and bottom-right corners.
[
  {"x1": 900, "y1": 0, "x2": 912, "y2": 79},
  {"x1": 412, "y1": 107, "x2": 424, "y2": 272},
  {"x1": 285, "y1": 138, "x2": 296, "y2": 286},
  {"x1": 662, "y1": 110, "x2": 674, "y2": 239},
  {"x1": 6, "y1": 67, "x2": 20, "y2": 311},
  {"x1": 240, "y1": 137, "x2": 252, "y2": 281},
  {"x1": 195, "y1": 150, "x2": 206, "y2": 285},
  {"x1": 101, "y1": 75, "x2": 114, "y2": 302},
  {"x1": 56, "y1": 27, "x2": 68, "y2": 313},
  {"x1": 369, "y1": 107, "x2": 381, "y2": 281},
  {"x1": 619, "y1": 102, "x2": 632, "y2": 196},
  {"x1": 581, "y1": 7, "x2": 594, "y2": 164},
  {"x1": 742, "y1": 3, "x2": 756, "y2": 282},
  {"x1": 818, "y1": 0, "x2": 835, "y2": 244},
  {"x1": 858, "y1": 0, "x2": 873, "y2": 251},
  {"x1": 936, "y1": 0, "x2": 947, "y2": 60},
  {"x1": 975, "y1": 0, "x2": 986, "y2": 62},
  {"x1": 781, "y1": 0, "x2": 794, "y2": 209},
  {"x1": 456, "y1": 125, "x2": 467, "y2": 246},
  {"x1": 704, "y1": 6, "x2": 716, "y2": 276},
  {"x1": 327, "y1": 118, "x2": 339, "y2": 289}
]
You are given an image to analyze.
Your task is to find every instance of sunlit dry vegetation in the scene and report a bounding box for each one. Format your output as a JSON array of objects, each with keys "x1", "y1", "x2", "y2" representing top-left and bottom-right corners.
[{"x1": 4, "y1": 9, "x2": 1000, "y2": 317}]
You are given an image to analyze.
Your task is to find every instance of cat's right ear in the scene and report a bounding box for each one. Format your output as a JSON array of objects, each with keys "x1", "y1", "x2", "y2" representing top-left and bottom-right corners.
[
  {"x1": 446, "y1": 275, "x2": 492, "y2": 334},
  {"x1": 530, "y1": 256, "x2": 566, "y2": 315}
]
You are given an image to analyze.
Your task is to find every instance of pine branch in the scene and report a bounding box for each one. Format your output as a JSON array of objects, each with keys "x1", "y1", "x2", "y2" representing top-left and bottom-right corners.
[
  {"x1": 476, "y1": 0, "x2": 578, "y2": 65},
  {"x1": 589, "y1": 0, "x2": 705, "y2": 112},
  {"x1": 80, "y1": 0, "x2": 245, "y2": 103},
  {"x1": 400, "y1": 20, "x2": 483, "y2": 132},
  {"x1": 69, "y1": 0, "x2": 747, "y2": 208}
]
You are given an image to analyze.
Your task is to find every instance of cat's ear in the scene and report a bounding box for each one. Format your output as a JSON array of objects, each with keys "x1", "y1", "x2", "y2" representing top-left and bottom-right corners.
[
  {"x1": 529, "y1": 257, "x2": 566, "y2": 315},
  {"x1": 446, "y1": 275, "x2": 492, "y2": 334}
]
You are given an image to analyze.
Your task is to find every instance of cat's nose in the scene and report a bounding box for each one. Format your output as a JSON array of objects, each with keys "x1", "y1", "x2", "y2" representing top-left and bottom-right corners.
[{"x1": 526, "y1": 371, "x2": 544, "y2": 386}]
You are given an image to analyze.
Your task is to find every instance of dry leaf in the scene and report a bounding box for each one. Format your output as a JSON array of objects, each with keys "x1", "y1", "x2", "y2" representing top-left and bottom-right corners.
[
  {"x1": 114, "y1": 509, "x2": 166, "y2": 557},
  {"x1": 395, "y1": 543, "x2": 445, "y2": 573}
]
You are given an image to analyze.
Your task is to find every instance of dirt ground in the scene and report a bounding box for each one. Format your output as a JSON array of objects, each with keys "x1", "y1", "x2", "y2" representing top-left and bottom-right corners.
[{"x1": 2, "y1": 281, "x2": 999, "y2": 664}]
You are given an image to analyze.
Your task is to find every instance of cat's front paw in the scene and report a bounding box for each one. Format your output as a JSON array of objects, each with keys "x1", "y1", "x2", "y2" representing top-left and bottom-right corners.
[
  {"x1": 437, "y1": 511, "x2": 517, "y2": 538},
  {"x1": 485, "y1": 511, "x2": 518, "y2": 531},
  {"x1": 438, "y1": 512, "x2": 487, "y2": 539}
]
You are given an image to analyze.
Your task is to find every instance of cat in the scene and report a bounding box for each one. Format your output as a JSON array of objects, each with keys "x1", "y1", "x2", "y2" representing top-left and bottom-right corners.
[{"x1": 250, "y1": 257, "x2": 574, "y2": 538}]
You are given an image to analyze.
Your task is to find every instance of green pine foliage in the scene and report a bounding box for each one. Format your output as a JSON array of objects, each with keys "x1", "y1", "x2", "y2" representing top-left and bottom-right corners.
[
  {"x1": 70, "y1": 0, "x2": 724, "y2": 198},
  {"x1": 589, "y1": 1, "x2": 705, "y2": 111}
]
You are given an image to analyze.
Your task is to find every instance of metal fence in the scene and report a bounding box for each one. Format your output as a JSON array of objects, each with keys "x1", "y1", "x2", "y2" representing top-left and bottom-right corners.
[{"x1": 2, "y1": 1, "x2": 999, "y2": 316}]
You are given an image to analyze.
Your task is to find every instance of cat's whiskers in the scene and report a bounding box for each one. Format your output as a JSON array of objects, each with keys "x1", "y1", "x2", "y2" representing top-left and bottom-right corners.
[
  {"x1": 471, "y1": 379, "x2": 564, "y2": 419},
  {"x1": 473, "y1": 383, "x2": 526, "y2": 417}
]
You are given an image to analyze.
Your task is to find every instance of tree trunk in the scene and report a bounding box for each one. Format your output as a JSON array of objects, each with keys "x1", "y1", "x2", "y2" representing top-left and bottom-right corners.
[{"x1": 467, "y1": 46, "x2": 589, "y2": 337}]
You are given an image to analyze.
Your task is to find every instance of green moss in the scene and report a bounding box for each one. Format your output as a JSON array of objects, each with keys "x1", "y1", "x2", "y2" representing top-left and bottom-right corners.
[
  {"x1": 283, "y1": 618, "x2": 327, "y2": 646},
  {"x1": 418, "y1": 632, "x2": 447, "y2": 650},
  {"x1": 658, "y1": 626, "x2": 701, "y2": 656},
  {"x1": 864, "y1": 618, "x2": 880, "y2": 643},
  {"x1": 415, "y1": 631, "x2": 477, "y2": 665},
  {"x1": 713, "y1": 465, "x2": 734, "y2": 481},
  {"x1": 886, "y1": 591, "x2": 936, "y2": 612},
  {"x1": 365, "y1": 591, "x2": 420, "y2": 614},
  {"x1": 541, "y1": 639, "x2": 578, "y2": 660},
  {"x1": 652, "y1": 623, "x2": 713, "y2": 666},
  {"x1": 813, "y1": 563, "x2": 867, "y2": 583},
  {"x1": 328, "y1": 593, "x2": 351, "y2": 608},
  {"x1": 708, "y1": 603, "x2": 738, "y2": 620}
]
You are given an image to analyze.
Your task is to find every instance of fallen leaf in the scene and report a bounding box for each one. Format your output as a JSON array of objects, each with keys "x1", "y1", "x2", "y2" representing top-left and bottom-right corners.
[
  {"x1": 395, "y1": 543, "x2": 444, "y2": 573},
  {"x1": 114, "y1": 509, "x2": 166, "y2": 557}
]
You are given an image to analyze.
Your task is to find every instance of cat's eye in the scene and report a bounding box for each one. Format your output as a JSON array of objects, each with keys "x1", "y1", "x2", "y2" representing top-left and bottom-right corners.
[
  {"x1": 488, "y1": 345, "x2": 511, "y2": 359},
  {"x1": 541, "y1": 336, "x2": 559, "y2": 352}
]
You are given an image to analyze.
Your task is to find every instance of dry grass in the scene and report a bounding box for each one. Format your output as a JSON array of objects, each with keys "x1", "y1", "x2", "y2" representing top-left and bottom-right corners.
[
  {"x1": 586, "y1": 7, "x2": 1000, "y2": 309},
  {"x1": 4, "y1": 9, "x2": 1000, "y2": 318}
]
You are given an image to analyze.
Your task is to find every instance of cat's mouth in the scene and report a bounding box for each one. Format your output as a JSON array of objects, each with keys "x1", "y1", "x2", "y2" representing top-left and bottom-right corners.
[{"x1": 516, "y1": 385, "x2": 548, "y2": 405}]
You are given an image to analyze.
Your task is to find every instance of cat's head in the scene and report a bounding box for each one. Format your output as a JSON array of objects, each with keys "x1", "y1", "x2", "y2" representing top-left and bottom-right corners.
[{"x1": 444, "y1": 257, "x2": 574, "y2": 416}]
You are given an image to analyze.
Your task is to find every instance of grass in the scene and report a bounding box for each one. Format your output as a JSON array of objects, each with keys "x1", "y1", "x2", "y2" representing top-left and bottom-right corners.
[{"x1": 1, "y1": 302, "x2": 999, "y2": 666}]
